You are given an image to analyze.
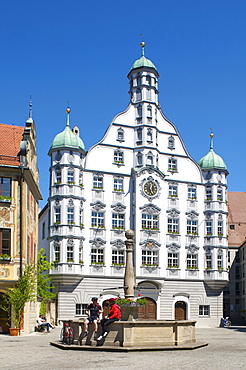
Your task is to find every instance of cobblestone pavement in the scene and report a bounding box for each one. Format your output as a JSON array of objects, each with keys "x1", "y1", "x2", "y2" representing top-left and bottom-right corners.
[{"x1": 1, "y1": 326, "x2": 246, "y2": 370}]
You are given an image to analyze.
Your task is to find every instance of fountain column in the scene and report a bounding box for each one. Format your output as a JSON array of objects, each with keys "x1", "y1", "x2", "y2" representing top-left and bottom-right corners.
[{"x1": 124, "y1": 229, "x2": 135, "y2": 299}]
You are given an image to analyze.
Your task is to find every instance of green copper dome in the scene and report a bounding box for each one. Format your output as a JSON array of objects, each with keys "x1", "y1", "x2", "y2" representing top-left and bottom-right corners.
[
  {"x1": 130, "y1": 42, "x2": 157, "y2": 71},
  {"x1": 198, "y1": 134, "x2": 227, "y2": 170},
  {"x1": 51, "y1": 110, "x2": 85, "y2": 151}
]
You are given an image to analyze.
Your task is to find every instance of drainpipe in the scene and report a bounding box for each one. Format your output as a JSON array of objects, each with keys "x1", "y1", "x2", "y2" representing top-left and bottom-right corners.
[{"x1": 19, "y1": 167, "x2": 24, "y2": 277}]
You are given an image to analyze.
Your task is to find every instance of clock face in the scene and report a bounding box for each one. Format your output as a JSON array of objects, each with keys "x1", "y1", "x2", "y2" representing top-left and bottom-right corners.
[{"x1": 144, "y1": 181, "x2": 158, "y2": 196}]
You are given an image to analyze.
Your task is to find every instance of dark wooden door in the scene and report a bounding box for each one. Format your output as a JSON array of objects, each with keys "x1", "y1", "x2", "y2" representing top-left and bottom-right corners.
[
  {"x1": 175, "y1": 301, "x2": 186, "y2": 320},
  {"x1": 138, "y1": 297, "x2": 156, "y2": 319}
]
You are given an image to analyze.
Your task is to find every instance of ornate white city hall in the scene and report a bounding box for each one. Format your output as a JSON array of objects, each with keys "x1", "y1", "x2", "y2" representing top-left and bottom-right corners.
[{"x1": 39, "y1": 43, "x2": 228, "y2": 327}]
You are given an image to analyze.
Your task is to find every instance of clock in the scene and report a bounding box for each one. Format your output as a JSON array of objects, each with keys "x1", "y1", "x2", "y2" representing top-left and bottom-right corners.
[{"x1": 144, "y1": 181, "x2": 158, "y2": 196}]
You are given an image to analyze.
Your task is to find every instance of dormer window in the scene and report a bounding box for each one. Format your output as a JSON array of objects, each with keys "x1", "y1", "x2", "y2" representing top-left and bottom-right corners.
[
  {"x1": 117, "y1": 129, "x2": 124, "y2": 142},
  {"x1": 168, "y1": 136, "x2": 175, "y2": 149}
]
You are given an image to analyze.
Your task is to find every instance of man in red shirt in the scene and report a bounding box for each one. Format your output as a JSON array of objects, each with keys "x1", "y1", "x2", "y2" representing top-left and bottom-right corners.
[{"x1": 96, "y1": 298, "x2": 121, "y2": 341}]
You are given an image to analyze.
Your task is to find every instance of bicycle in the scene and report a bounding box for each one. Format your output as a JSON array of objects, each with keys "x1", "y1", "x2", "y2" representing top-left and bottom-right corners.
[
  {"x1": 223, "y1": 317, "x2": 231, "y2": 327},
  {"x1": 60, "y1": 320, "x2": 74, "y2": 345}
]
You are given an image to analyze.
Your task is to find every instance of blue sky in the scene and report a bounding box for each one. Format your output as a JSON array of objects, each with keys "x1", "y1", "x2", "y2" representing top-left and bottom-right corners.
[{"x1": 1, "y1": 0, "x2": 246, "y2": 209}]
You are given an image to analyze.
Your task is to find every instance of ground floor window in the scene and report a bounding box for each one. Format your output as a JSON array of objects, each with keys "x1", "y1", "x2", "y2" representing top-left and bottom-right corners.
[
  {"x1": 199, "y1": 305, "x2": 210, "y2": 316},
  {"x1": 75, "y1": 303, "x2": 87, "y2": 315}
]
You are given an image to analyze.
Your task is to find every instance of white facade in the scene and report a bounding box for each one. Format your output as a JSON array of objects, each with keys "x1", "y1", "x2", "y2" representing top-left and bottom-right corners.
[{"x1": 40, "y1": 47, "x2": 228, "y2": 327}]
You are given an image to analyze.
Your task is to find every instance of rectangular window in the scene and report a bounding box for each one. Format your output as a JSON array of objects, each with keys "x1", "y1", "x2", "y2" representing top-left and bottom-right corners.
[
  {"x1": 137, "y1": 129, "x2": 142, "y2": 142},
  {"x1": 199, "y1": 305, "x2": 210, "y2": 316},
  {"x1": 114, "y1": 178, "x2": 123, "y2": 191},
  {"x1": 112, "y1": 249, "x2": 125, "y2": 265},
  {"x1": 114, "y1": 151, "x2": 124, "y2": 164},
  {"x1": 217, "y1": 188, "x2": 223, "y2": 201},
  {"x1": 91, "y1": 211, "x2": 104, "y2": 228},
  {"x1": 188, "y1": 187, "x2": 196, "y2": 200},
  {"x1": 0, "y1": 177, "x2": 11, "y2": 197},
  {"x1": 142, "y1": 250, "x2": 158, "y2": 266},
  {"x1": 147, "y1": 106, "x2": 152, "y2": 117},
  {"x1": 75, "y1": 303, "x2": 87, "y2": 315},
  {"x1": 67, "y1": 171, "x2": 74, "y2": 183},
  {"x1": 91, "y1": 248, "x2": 104, "y2": 264},
  {"x1": 206, "y1": 187, "x2": 212, "y2": 200},
  {"x1": 54, "y1": 207, "x2": 61, "y2": 223},
  {"x1": 147, "y1": 129, "x2": 153, "y2": 142},
  {"x1": 169, "y1": 185, "x2": 178, "y2": 197},
  {"x1": 218, "y1": 221, "x2": 223, "y2": 236},
  {"x1": 167, "y1": 218, "x2": 179, "y2": 233},
  {"x1": 112, "y1": 213, "x2": 125, "y2": 229},
  {"x1": 235, "y1": 282, "x2": 240, "y2": 296},
  {"x1": 0, "y1": 229, "x2": 11, "y2": 255},
  {"x1": 67, "y1": 207, "x2": 74, "y2": 224},
  {"x1": 206, "y1": 254, "x2": 212, "y2": 269},
  {"x1": 167, "y1": 252, "x2": 179, "y2": 268},
  {"x1": 217, "y1": 254, "x2": 223, "y2": 269},
  {"x1": 187, "y1": 220, "x2": 198, "y2": 235},
  {"x1": 205, "y1": 220, "x2": 213, "y2": 235},
  {"x1": 142, "y1": 214, "x2": 159, "y2": 230},
  {"x1": 54, "y1": 244, "x2": 60, "y2": 262},
  {"x1": 137, "y1": 106, "x2": 142, "y2": 117},
  {"x1": 79, "y1": 246, "x2": 83, "y2": 263},
  {"x1": 187, "y1": 254, "x2": 198, "y2": 269},
  {"x1": 42, "y1": 222, "x2": 45, "y2": 239},
  {"x1": 93, "y1": 175, "x2": 103, "y2": 189},
  {"x1": 67, "y1": 246, "x2": 74, "y2": 262},
  {"x1": 55, "y1": 171, "x2": 61, "y2": 184},
  {"x1": 168, "y1": 158, "x2": 177, "y2": 171}
]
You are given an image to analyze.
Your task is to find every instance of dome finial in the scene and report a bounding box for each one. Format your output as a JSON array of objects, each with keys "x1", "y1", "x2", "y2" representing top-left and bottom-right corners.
[
  {"x1": 66, "y1": 101, "x2": 70, "y2": 127},
  {"x1": 140, "y1": 34, "x2": 145, "y2": 56},
  {"x1": 210, "y1": 128, "x2": 214, "y2": 150}
]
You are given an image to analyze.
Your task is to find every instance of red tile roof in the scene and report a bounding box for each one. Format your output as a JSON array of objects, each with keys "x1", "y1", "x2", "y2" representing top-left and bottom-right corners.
[
  {"x1": 228, "y1": 191, "x2": 246, "y2": 247},
  {"x1": 0, "y1": 123, "x2": 24, "y2": 166}
]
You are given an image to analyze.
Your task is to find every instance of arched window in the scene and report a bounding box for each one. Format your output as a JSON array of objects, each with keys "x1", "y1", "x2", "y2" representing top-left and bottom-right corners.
[
  {"x1": 147, "y1": 155, "x2": 153, "y2": 165},
  {"x1": 137, "y1": 152, "x2": 143, "y2": 166},
  {"x1": 137, "y1": 128, "x2": 142, "y2": 142},
  {"x1": 168, "y1": 136, "x2": 175, "y2": 149},
  {"x1": 137, "y1": 105, "x2": 142, "y2": 117},
  {"x1": 117, "y1": 129, "x2": 124, "y2": 142}
]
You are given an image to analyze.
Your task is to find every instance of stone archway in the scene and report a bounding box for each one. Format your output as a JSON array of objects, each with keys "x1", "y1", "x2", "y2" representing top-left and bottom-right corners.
[
  {"x1": 175, "y1": 301, "x2": 186, "y2": 320},
  {"x1": 138, "y1": 297, "x2": 157, "y2": 320}
]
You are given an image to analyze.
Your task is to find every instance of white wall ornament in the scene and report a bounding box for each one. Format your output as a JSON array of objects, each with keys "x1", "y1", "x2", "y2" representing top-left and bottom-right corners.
[
  {"x1": 90, "y1": 201, "x2": 106, "y2": 211},
  {"x1": 89, "y1": 237, "x2": 106, "y2": 248}
]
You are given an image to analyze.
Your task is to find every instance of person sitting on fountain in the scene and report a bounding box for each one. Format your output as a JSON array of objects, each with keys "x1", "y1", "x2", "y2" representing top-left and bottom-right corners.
[
  {"x1": 83, "y1": 297, "x2": 102, "y2": 340},
  {"x1": 96, "y1": 298, "x2": 121, "y2": 341}
]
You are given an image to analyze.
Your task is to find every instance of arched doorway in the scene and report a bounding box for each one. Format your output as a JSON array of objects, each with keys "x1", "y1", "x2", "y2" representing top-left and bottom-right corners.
[
  {"x1": 138, "y1": 297, "x2": 156, "y2": 320},
  {"x1": 175, "y1": 301, "x2": 186, "y2": 320}
]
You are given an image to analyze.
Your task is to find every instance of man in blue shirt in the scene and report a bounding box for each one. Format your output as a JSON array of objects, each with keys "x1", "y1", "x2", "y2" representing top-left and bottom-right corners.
[{"x1": 83, "y1": 297, "x2": 102, "y2": 340}]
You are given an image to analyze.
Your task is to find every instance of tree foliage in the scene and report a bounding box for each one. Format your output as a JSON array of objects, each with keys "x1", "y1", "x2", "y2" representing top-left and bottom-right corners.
[
  {"x1": 4, "y1": 263, "x2": 36, "y2": 328},
  {"x1": 37, "y1": 249, "x2": 56, "y2": 314}
]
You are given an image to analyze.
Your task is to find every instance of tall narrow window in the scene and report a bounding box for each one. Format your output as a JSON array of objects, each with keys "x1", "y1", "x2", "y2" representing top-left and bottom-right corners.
[
  {"x1": 206, "y1": 187, "x2": 212, "y2": 200},
  {"x1": 67, "y1": 245, "x2": 74, "y2": 262},
  {"x1": 137, "y1": 75, "x2": 142, "y2": 86},
  {"x1": 218, "y1": 220, "x2": 223, "y2": 236},
  {"x1": 54, "y1": 243, "x2": 60, "y2": 262},
  {"x1": 0, "y1": 229, "x2": 11, "y2": 255},
  {"x1": 54, "y1": 207, "x2": 61, "y2": 223},
  {"x1": 217, "y1": 253, "x2": 223, "y2": 269},
  {"x1": 206, "y1": 253, "x2": 212, "y2": 269},
  {"x1": 67, "y1": 170, "x2": 74, "y2": 184},
  {"x1": 55, "y1": 171, "x2": 61, "y2": 184},
  {"x1": 42, "y1": 222, "x2": 45, "y2": 239},
  {"x1": 147, "y1": 106, "x2": 152, "y2": 117},
  {"x1": 188, "y1": 187, "x2": 196, "y2": 200},
  {"x1": 147, "y1": 129, "x2": 153, "y2": 142},
  {"x1": 0, "y1": 177, "x2": 11, "y2": 197},
  {"x1": 169, "y1": 185, "x2": 178, "y2": 197},
  {"x1": 136, "y1": 88, "x2": 142, "y2": 101},
  {"x1": 146, "y1": 154, "x2": 153, "y2": 165},
  {"x1": 79, "y1": 245, "x2": 83, "y2": 263},
  {"x1": 67, "y1": 207, "x2": 74, "y2": 224},
  {"x1": 137, "y1": 129, "x2": 142, "y2": 142},
  {"x1": 146, "y1": 89, "x2": 151, "y2": 100},
  {"x1": 137, "y1": 105, "x2": 142, "y2": 117},
  {"x1": 146, "y1": 75, "x2": 151, "y2": 86},
  {"x1": 205, "y1": 220, "x2": 213, "y2": 235},
  {"x1": 217, "y1": 187, "x2": 223, "y2": 201},
  {"x1": 137, "y1": 152, "x2": 143, "y2": 166}
]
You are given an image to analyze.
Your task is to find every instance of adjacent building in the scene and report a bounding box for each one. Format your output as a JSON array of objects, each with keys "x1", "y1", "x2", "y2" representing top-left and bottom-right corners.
[
  {"x1": 39, "y1": 44, "x2": 229, "y2": 327},
  {"x1": 0, "y1": 103, "x2": 42, "y2": 334}
]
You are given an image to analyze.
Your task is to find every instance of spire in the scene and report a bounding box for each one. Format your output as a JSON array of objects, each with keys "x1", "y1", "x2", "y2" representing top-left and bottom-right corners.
[
  {"x1": 140, "y1": 41, "x2": 145, "y2": 57},
  {"x1": 210, "y1": 129, "x2": 214, "y2": 150},
  {"x1": 29, "y1": 95, "x2": 33, "y2": 119},
  {"x1": 66, "y1": 102, "x2": 70, "y2": 127}
]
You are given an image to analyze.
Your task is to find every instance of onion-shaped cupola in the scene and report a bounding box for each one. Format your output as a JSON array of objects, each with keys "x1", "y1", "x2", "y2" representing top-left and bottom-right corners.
[
  {"x1": 198, "y1": 133, "x2": 227, "y2": 171},
  {"x1": 50, "y1": 108, "x2": 85, "y2": 152},
  {"x1": 130, "y1": 42, "x2": 157, "y2": 72}
]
